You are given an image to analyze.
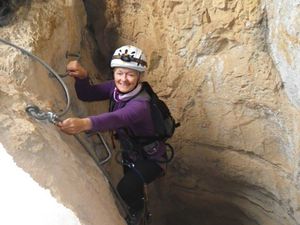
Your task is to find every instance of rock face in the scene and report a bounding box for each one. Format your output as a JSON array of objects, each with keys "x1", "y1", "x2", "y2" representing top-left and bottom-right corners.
[
  {"x1": 0, "y1": 1, "x2": 125, "y2": 225},
  {"x1": 266, "y1": 0, "x2": 300, "y2": 108},
  {"x1": 1, "y1": 0, "x2": 300, "y2": 225},
  {"x1": 84, "y1": 0, "x2": 300, "y2": 224}
]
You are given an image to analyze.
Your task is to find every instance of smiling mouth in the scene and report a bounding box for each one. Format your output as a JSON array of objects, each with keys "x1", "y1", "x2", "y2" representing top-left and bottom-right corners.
[{"x1": 118, "y1": 83, "x2": 130, "y2": 87}]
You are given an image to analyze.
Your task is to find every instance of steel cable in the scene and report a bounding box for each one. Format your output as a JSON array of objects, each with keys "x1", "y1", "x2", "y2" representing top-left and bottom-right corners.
[{"x1": 0, "y1": 37, "x2": 70, "y2": 117}]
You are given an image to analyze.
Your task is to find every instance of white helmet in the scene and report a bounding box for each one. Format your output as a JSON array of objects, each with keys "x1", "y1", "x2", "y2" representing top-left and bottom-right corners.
[{"x1": 110, "y1": 45, "x2": 147, "y2": 72}]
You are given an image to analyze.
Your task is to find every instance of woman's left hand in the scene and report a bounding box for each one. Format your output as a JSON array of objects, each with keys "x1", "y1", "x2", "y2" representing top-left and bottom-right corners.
[{"x1": 57, "y1": 118, "x2": 92, "y2": 135}]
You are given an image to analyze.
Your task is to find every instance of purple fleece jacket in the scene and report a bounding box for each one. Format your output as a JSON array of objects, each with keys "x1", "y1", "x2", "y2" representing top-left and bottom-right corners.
[{"x1": 74, "y1": 77, "x2": 155, "y2": 136}]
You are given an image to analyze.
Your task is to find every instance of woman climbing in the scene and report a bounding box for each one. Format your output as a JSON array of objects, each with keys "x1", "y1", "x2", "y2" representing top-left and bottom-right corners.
[{"x1": 58, "y1": 45, "x2": 166, "y2": 225}]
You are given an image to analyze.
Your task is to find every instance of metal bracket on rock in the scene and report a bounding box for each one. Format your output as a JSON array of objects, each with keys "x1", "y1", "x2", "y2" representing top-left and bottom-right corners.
[
  {"x1": 49, "y1": 51, "x2": 81, "y2": 78},
  {"x1": 65, "y1": 51, "x2": 80, "y2": 60}
]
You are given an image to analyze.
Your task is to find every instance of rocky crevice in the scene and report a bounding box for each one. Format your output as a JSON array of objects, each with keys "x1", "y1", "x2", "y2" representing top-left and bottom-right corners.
[{"x1": 1, "y1": 0, "x2": 300, "y2": 225}]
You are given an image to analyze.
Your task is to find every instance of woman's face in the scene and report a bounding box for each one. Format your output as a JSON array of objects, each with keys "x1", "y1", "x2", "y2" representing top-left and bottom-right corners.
[{"x1": 114, "y1": 67, "x2": 140, "y2": 93}]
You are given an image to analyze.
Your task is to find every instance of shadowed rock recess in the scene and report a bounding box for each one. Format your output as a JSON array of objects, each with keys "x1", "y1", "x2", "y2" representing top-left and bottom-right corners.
[{"x1": 1, "y1": 0, "x2": 300, "y2": 225}]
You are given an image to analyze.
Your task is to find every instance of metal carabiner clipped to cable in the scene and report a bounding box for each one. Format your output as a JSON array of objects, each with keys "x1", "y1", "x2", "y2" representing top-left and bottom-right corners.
[{"x1": 25, "y1": 105, "x2": 61, "y2": 125}]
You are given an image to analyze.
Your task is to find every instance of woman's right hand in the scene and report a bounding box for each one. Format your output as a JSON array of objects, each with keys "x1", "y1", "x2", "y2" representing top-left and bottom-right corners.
[{"x1": 66, "y1": 60, "x2": 88, "y2": 79}]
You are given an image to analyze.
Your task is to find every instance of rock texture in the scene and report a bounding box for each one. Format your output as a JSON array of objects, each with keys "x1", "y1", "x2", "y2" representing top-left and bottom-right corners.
[
  {"x1": 266, "y1": 0, "x2": 300, "y2": 108},
  {"x1": 1, "y1": 0, "x2": 300, "y2": 225},
  {"x1": 84, "y1": 0, "x2": 300, "y2": 224},
  {"x1": 0, "y1": 1, "x2": 125, "y2": 225}
]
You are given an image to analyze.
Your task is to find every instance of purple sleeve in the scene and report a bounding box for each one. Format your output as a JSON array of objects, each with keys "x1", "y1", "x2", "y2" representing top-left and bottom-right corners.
[
  {"x1": 75, "y1": 78, "x2": 115, "y2": 101},
  {"x1": 88, "y1": 100, "x2": 154, "y2": 135}
]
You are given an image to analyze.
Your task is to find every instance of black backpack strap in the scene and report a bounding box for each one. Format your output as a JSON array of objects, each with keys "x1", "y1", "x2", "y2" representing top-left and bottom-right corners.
[
  {"x1": 108, "y1": 97, "x2": 115, "y2": 112},
  {"x1": 125, "y1": 82, "x2": 171, "y2": 143}
]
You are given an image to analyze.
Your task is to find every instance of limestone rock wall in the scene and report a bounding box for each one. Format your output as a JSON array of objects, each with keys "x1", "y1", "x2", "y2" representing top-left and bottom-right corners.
[
  {"x1": 1, "y1": 0, "x2": 300, "y2": 225},
  {"x1": 85, "y1": 0, "x2": 300, "y2": 224},
  {"x1": 265, "y1": 0, "x2": 300, "y2": 108},
  {"x1": 0, "y1": 1, "x2": 125, "y2": 225}
]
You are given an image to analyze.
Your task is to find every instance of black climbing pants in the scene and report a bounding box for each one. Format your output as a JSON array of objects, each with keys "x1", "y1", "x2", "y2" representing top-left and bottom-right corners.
[{"x1": 117, "y1": 159, "x2": 163, "y2": 214}]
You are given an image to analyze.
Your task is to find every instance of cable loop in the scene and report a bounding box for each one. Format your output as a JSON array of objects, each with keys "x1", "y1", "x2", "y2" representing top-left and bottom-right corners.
[{"x1": 0, "y1": 38, "x2": 70, "y2": 118}]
